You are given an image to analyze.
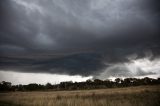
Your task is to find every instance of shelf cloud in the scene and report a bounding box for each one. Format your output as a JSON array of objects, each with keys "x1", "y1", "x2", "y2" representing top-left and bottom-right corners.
[{"x1": 0, "y1": 0, "x2": 160, "y2": 78}]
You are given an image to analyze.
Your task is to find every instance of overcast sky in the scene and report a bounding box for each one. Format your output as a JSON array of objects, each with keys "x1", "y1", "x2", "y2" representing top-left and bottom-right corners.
[{"x1": 0, "y1": 0, "x2": 160, "y2": 84}]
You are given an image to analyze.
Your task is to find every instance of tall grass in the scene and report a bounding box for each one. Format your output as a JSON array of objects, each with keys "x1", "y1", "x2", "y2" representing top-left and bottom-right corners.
[{"x1": 0, "y1": 85, "x2": 160, "y2": 106}]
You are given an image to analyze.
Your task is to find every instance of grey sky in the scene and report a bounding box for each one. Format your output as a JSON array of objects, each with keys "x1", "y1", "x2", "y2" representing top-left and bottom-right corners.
[{"x1": 0, "y1": 0, "x2": 160, "y2": 83}]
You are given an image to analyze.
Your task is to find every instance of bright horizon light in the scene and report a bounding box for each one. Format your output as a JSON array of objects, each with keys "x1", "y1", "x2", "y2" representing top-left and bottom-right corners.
[{"x1": 0, "y1": 71, "x2": 93, "y2": 85}]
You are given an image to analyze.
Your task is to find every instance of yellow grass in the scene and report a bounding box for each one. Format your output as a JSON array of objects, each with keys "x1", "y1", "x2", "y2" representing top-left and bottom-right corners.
[{"x1": 0, "y1": 85, "x2": 160, "y2": 106}]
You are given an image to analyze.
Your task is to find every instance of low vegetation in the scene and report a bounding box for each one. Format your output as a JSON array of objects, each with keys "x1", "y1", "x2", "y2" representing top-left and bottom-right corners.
[
  {"x1": 0, "y1": 85, "x2": 160, "y2": 106},
  {"x1": 0, "y1": 78, "x2": 160, "y2": 106},
  {"x1": 0, "y1": 77, "x2": 160, "y2": 91}
]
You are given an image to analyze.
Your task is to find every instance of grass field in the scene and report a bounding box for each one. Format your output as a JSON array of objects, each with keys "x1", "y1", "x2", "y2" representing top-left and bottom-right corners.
[{"x1": 0, "y1": 85, "x2": 160, "y2": 106}]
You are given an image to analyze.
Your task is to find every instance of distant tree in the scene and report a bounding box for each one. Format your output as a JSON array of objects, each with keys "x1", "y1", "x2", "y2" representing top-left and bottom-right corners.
[
  {"x1": 158, "y1": 78, "x2": 160, "y2": 83},
  {"x1": 46, "y1": 83, "x2": 52, "y2": 89},
  {"x1": 26, "y1": 83, "x2": 39, "y2": 91},
  {"x1": 17, "y1": 84, "x2": 24, "y2": 91},
  {"x1": 59, "y1": 81, "x2": 73, "y2": 90},
  {"x1": 0, "y1": 81, "x2": 12, "y2": 91},
  {"x1": 86, "y1": 79, "x2": 92, "y2": 83},
  {"x1": 143, "y1": 77, "x2": 153, "y2": 85},
  {"x1": 115, "y1": 78, "x2": 121, "y2": 83},
  {"x1": 123, "y1": 78, "x2": 131, "y2": 86},
  {"x1": 94, "y1": 79, "x2": 103, "y2": 84},
  {"x1": 1, "y1": 77, "x2": 160, "y2": 92},
  {"x1": 104, "y1": 79, "x2": 113, "y2": 88}
]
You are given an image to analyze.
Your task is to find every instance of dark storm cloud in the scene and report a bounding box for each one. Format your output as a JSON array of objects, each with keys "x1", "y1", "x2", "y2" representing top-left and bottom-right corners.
[
  {"x1": 0, "y1": 0, "x2": 160, "y2": 77},
  {"x1": 95, "y1": 63, "x2": 157, "y2": 79}
]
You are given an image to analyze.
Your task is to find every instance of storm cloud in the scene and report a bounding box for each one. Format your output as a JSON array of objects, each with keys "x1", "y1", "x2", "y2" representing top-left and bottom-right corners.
[{"x1": 0, "y1": 0, "x2": 160, "y2": 78}]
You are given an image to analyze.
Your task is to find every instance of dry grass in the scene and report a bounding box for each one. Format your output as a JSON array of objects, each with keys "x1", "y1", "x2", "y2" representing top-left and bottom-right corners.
[{"x1": 0, "y1": 85, "x2": 160, "y2": 106}]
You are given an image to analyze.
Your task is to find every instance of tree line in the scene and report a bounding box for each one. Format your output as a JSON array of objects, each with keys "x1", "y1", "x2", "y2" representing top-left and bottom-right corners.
[{"x1": 0, "y1": 77, "x2": 160, "y2": 92}]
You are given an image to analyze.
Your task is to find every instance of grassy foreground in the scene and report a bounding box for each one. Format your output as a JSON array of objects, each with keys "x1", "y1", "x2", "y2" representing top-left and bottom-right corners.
[{"x1": 0, "y1": 85, "x2": 160, "y2": 106}]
